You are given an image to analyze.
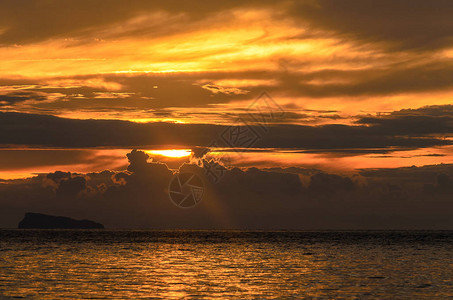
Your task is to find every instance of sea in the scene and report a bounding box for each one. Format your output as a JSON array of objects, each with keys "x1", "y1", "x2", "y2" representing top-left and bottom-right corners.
[{"x1": 0, "y1": 230, "x2": 452, "y2": 299}]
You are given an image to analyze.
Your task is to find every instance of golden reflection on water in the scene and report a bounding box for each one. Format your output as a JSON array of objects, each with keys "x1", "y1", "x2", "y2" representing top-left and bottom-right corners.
[{"x1": 1, "y1": 231, "x2": 453, "y2": 298}]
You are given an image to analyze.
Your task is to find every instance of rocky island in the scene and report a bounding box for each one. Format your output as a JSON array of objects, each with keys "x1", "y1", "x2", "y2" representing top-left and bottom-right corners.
[{"x1": 18, "y1": 212, "x2": 104, "y2": 229}]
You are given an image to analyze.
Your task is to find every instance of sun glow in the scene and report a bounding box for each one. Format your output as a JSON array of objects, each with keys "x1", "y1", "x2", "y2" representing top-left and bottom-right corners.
[{"x1": 147, "y1": 149, "x2": 192, "y2": 158}]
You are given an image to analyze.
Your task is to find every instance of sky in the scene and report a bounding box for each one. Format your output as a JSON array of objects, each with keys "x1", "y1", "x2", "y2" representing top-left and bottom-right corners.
[{"x1": 0, "y1": 0, "x2": 452, "y2": 229}]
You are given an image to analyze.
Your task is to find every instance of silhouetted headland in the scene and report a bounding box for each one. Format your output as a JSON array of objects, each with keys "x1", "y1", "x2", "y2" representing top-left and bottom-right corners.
[{"x1": 18, "y1": 212, "x2": 104, "y2": 229}]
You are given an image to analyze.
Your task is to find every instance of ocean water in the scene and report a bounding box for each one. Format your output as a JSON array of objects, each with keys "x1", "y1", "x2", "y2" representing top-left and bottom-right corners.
[{"x1": 0, "y1": 230, "x2": 452, "y2": 299}]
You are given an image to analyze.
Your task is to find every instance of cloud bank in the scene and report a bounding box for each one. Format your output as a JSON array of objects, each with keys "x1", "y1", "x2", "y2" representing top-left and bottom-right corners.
[{"x1": 0, "y1": 150, "x2": 452, "y2": 229}]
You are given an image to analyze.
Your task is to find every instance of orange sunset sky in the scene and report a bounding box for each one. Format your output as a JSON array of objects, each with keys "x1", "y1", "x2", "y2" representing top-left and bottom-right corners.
[{"x1": 1, "y1": 0, "x2": 453, "y2": 179}]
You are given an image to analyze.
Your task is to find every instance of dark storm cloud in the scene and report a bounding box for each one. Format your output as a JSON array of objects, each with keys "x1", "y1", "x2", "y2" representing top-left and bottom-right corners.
[
  {"x1": 0, "y1": 91, "x2": 49, "y2": 106},
  {"x1": 55, "y1": 176, "x2": 87, "y2": 198},
  {"x1": 0, "y1": 112, "x2": 220, "y2": 147},
  {"x1": 394, "y1": 105, "x2": 453, "y2": 117},
  {"x1": 308, "y1": 173, "x2": 354, "y2": 196},
  {"x1": 224, "y1": 110, "x2": 343, "y2": 125},
  {"x1": 359, "y1": 164, "x2": 453, "y2": 185},
  {"x1": 0, "y1": 150, "x2": 452, "y2": 229},
  {"x1": 356, "y1": 105, "x2": 453, "y2": 136},
  {"x1": 0, "y1": 109, "x2": 451, "y2": 150},
  {"x1": 291, "y1": 0, "x2": 453, "y2": 51}
]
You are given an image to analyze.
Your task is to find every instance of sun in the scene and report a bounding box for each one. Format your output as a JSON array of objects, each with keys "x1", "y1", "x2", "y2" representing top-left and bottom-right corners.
[{"x1": 147, "y1": 149, "x2": 192, "y2": 158}]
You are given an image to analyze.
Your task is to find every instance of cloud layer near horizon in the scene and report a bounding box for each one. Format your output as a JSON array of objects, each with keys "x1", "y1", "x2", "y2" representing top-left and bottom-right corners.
[
  {"x1": 1, "y1": 104, "x2": 452, "y2": 148},
  {"x1": 1, "y1": 150, "x2": 452, "y2": 229},
  {"x1": 0, "y1": 102, "x2": 451, "y2": 178}
]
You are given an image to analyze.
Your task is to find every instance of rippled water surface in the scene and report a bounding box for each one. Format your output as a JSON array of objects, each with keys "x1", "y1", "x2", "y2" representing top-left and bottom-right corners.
[{"x1": 1, "y1": 230, "x2": 453, "y2": 299}]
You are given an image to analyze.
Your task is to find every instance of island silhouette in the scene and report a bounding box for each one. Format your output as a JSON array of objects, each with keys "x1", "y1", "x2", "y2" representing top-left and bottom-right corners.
[{"x1": 18, "y1": 212, "x2": 104, "y2": 229}]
